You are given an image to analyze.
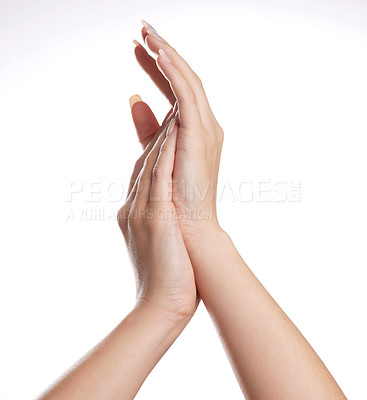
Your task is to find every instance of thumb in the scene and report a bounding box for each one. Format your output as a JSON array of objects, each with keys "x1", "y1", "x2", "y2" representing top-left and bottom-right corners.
[{"x1": 129, "y1": 94, "x2": 160, "y2": 149}]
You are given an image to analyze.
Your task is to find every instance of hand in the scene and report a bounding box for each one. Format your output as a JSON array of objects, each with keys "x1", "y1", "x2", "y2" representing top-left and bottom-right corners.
[
  {"x1": 131, "y1": 21, "x2": 224, "y2": 241},
  {"x1": 118, "y1": 109, "x2": 199, "y2": 323}
]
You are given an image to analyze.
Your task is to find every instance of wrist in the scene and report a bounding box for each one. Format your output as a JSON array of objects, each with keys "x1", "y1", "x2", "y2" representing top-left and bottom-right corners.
[
  {"x1": 179, "y1": 218, "x2": 225, "y2": 243},
  {"x1": 182, "y1": 225, "x2": 236, "y2": 276},
  {"x1": 133, "y1": 297, "x2": 195, "y2": 331}
]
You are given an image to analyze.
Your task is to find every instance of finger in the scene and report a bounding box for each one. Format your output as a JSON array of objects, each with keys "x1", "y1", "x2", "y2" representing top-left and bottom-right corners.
[
  {"x1": 133, "y1": 119, "x2": 175, "y2": 209},
  {"x1": 140, "y1": 24, "x2": 149, "y2": 42},
  {"x1": 142, "y1": 21, "x2": 214, "y2": 126},
  {"x1": 126, "y1": 126, "x2": 163, "y2": 200},
  {"x1": 141, "y1": 23, "x2": 201, "y2": 128},
  {"x1": 149, "y1": 116, "x2": 178, "y2": 205},
  {"x1": 161, "y1": 100, "x2": 179, "y2": 127},
  {"x1": 129, "y1": 94, "x2": 160, "y2": 148},
  {"x1": 130, "y1": 94, "x2": 177, "y2": 150},
  {"x1": 133, "y1": 39, "x2": 176, "y2": 106},
  {"x1": 126, "y1": 103, "x2": 178, "y2": 198},
  {"x1": 154, "y1": 49, "x2": 202, "y2": 129},
  {"x1": 126, "y1": 106, "x2": 178, "y2": 202}
]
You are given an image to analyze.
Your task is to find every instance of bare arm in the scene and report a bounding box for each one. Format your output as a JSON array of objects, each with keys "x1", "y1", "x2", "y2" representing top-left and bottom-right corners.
[
  {"x1": 38, "y1": 302, "x2": 189, "y2": 400},
  {"x1": 185, "y1": 227, "x2": 347, "y2": 400},
  {"x1": 139, "y1": 21, "x2": 347, "y2": 399},
  {"x1": 38, "y1": 97, "x2": 198, "y2": 400}
]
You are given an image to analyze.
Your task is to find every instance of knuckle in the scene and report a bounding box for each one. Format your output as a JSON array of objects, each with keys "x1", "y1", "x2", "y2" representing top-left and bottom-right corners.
[
  {"x1": 194, "y1": 73, "x2": 203, "y2": 88},
  {"x1": 152, "y1": 165, "x2": 162, "y2": 179},
  {"x1": 217, "y1": 126, "x2": 224, "y2": 142},
  {"x1": 159, "y1": 141, "x2": 170, "y2": 154},
  {"x1": 187, "y1": 88, "x2": 196, "y2": 101},
  {"x1": 117, "y1": 206, "x2": 129, "y2": 231},
  {"x1": 141, "y1": 155, "x2": 152, "y2": 173},
  {"x1": 179, "y1": 88, "x2": 195, "y2": 104}
]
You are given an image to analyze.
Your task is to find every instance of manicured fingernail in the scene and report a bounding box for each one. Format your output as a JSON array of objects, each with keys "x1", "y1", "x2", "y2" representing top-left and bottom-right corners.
[
  {"x1": 166, "y1": 117, "x2": 176, "y2": 136},
  {"x1": 158, "y1": 48, "x2": 171, "y2": 63},
  {"x1": 142, "y1": 20, "x2": 164, "y2": 41},
  {"x1": 129, "y1": 94, "x2": 142, "y2": 109},
  {"x1": 133, "y1": 39, "x2": 141, "y2": 47},
  {"x1": 142, "y1": 20, "x2": 159, "y2": 35},
  {"x1": 146, "y1": 29, "x2": 164, "y2": 42}
]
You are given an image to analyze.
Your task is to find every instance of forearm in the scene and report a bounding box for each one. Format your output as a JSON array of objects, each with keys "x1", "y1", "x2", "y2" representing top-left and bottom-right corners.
[
  {"x1": 37, "y1": 301, "x2": 188, "y2": 400},
  {"x1": 186, "y1": 228, "x2": 347, "y2": 400}
]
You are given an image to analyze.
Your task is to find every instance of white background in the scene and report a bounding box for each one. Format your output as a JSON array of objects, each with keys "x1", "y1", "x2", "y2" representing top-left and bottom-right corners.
[{"x1": 1, "y1": 1, "x2": 366, "y2": 399}]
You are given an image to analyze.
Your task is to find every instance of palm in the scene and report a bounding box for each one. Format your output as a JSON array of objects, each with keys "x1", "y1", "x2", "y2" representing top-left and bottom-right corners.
[{"x1": 149, "y1": 208, "x2": 198, "y2": 316}]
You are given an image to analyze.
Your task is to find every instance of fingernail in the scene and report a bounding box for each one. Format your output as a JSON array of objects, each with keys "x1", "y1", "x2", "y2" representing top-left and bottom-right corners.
[
  {"x1": 158, "y1": 48, "x2": 171, "y2": 63},
  {"x1": 141, "y1": 20, "x2": 165, "y2": 42},
  {"x1": 141, "y1": 20, "x2": 159, "y2": 36},
  {"x1": 129, "y1": 94, "x2": 142, "y2": 109},
  {"x1": 133, "y1": 39, "x2": 141, "y2": 47},
  {"x1": 166, "y1": 117, "x2": 176, "y2": 136},
  {"x1": 146, "y1": 28, "x2": 164, "y2": 42}
]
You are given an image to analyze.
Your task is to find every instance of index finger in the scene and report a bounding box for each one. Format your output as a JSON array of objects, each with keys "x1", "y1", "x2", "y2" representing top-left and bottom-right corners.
[
  {"x1": 142, "y1": 21, "x2": 215, "y2": 127},
  {"x1": 133, "y1": 39, "x2": 176, "y2": 106}
]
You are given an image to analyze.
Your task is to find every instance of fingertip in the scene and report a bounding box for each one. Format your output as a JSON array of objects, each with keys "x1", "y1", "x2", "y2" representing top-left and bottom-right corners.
[
  {"x1": 129, "y1": 94, "x2": 143, "y2": 109},
  {"x1": 141, "y1": 19, "x2": 149, "y2": 29}
]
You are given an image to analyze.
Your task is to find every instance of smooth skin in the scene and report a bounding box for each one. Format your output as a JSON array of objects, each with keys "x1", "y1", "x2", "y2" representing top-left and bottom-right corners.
[
  {"x1": 36, "y1": 20, "x2": 347, "y2": 400},
  {"x1": 38, "y1": 104, "x2": 197, "y2": 400}
]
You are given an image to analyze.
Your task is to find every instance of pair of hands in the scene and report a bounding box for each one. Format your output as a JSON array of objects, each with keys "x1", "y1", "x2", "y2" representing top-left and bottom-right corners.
[
  {"x1": 117, "y1": 21, "x2": 224, "y2": 322},
  {"x1": 36, "y1": 21, "x2": 348, "y2": 400}
]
